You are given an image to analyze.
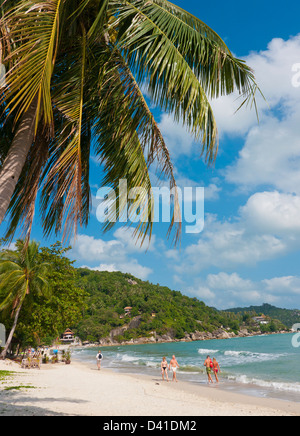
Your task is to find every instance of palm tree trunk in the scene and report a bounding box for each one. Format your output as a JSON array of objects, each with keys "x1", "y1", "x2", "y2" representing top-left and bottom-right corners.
[
  {"x1": 0, "y1": 304, "x2": 22, "y2": 360},
  {"x1": 0, "y1": 97, "x2": 38, "y2": 225}
]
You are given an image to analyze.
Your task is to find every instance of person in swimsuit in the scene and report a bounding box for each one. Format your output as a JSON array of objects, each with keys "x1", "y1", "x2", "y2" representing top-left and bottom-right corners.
[
  {"x1": 204, "y1": 355, "x2": 214, "y2": 384},
  {"x1": 169, "y1": 355, "x2": 180, "y2": 382},
  {"x1": 161, "y1": 357, "x2": 169, "y2": 382},
  {"x1": 212, "y1": 358, "x2": 221, "y2": 383}
]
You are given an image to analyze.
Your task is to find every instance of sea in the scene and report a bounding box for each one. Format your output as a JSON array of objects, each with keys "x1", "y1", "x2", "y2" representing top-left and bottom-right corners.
[{"x1": 72, "y1": 333, "x2": 300, "y2": 404}]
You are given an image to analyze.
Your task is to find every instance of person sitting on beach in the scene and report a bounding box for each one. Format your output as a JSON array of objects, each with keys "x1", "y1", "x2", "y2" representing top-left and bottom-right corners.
[
  {"x1": 204, "y1": 355, "x2": 214, "y2": 384},
  {"x1": 169, "y1": 355, "x2": 180, "y2": 382},
  {"x1": 161, "y1": 357, "x2": 169, "y2": 382},
  {"x1": 212, "y1": 358, "x2": 221, "y2": 383},
  {"x1": 96, "y1": 350, "x2": 103, "y2": 371}
]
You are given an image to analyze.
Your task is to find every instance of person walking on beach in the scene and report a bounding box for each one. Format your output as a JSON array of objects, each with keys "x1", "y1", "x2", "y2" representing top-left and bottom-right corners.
[
  {"x1": 161, "y1": 357, "x2": 169, "y2": 382},
  {"x1": 204, "y1": 355, "x2": 214, "y2": 384},
  {"x1": 169, "y1": 355, "x2": 180, "y2": 382},
  {"x1": 212, "y1": 358, "x2": 221, "y2": 383},
  {"x1": 96, "y1": 350, "x2": 103, "y2": 371}
]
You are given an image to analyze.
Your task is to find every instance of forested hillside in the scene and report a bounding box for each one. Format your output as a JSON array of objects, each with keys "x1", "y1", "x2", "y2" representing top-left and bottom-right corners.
[
  {"x1": 226, "y1": 303, "x2": 300, "y2": 329},
  {"x1": 75, "y1": 269, "x2": 287, "y2": 343}
]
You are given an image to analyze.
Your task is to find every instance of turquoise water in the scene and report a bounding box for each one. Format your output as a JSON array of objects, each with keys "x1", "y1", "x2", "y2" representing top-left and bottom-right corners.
[{"x1": 73, "y1": 333, "x2": 300, "y2": 403}]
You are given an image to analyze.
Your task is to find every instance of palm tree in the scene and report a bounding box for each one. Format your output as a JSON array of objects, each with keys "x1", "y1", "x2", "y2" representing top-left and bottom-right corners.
[
  {"x1": 0, "y1": 240, "x2": 49, "y2": 359},
  {"x1": 0, "y1": 0, "x2": 260, "y2": 245}
]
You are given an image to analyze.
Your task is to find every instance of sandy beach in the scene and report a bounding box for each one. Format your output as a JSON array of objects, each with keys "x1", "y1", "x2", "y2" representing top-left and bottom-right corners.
[{"x1": 0, "y1": 359, "x2": 299, "y2": 416}]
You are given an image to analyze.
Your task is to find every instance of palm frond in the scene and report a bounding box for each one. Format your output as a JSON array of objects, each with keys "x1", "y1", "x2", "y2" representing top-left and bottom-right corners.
[
  {"x1": 41, "y1": 32, "x2": 91, "y2": 240},
  {"x1": 94, "y1": 118, "x2": 155, "y2": 246},
  {"x1": 95, "y1": 42, "x2": 182, "y2": 243},
  {"x1": 109, "y1": 0, "x2": 260, "y2": 163},
  {"x1": 0, "y1": 268, "x2": 25, "y2": 312},
  {"x1": 110, "y1": 0, "x2": 218, "y2": 162},
  {"x1": 0, "y1": 0, "x2": 62, "y2": 131}
]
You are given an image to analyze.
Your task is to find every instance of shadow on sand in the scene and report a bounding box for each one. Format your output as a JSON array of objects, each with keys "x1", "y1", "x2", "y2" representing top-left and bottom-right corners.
[{"x1": 0, "y1": 391, "x2": 89, "y2": 416}]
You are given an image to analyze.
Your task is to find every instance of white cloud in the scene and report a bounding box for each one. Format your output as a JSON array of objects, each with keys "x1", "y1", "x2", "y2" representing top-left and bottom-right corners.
[
  {"x1": 84, "y1": 260, "x2": 153, "y2": 281},
  {"x1": 83, "y1": 263, "x2": 117, "y2": 273},
  {"x1": 247, "y1": 36, "x2": 300, "y2": 106},
  {"x1": 204, "y1": 183, "x2": 222, "y2": 201},
  {"x1": 169, "y1": 189, "x2": 300, "y2": 275},
  {"x1": 172, "y1": 212, "x2": 288, "y2": 275},
  {"x1": 225, "y1": 109, "x2": 300, "y2": 193},
  {"x1": 210, "y1": 35, "x2": 300, "y2": 138},
  {"x1": 169, "y1": 190, "x2": 300, "y2": 307},
  {"x1": 174, "y1": 174, "x2": 221, "y2": 202},
  {"x1": 70, "y1": 230, "x2": 153, "y2": 280},
  {"x1": 210, "y1": 92, "x2": 260, "y2": 138},
  {"x1": 185, "y1": 272, "x2": 300, "y2": 309},
  {"x1": 206, "y1": 272, "x2": 253, "y2": 291},
  {"x1": 224, "y1": 35, "x2": 300, "y2": 193},
  {"x1": 113, "y1": 228, "x2": 155, "y2": 253},
  {"x1": 70, "y1": 234, "x2": 122, "y2": 263},
  {"x1": 240, "y1": 191, "x2": 300, "y2": 236},
  {"x1": 158, "y1": 113, "x2": 196, "y2": 159},
  {"x1": 187, "y1": 285, "x2": 216, "y2": 304},
  {"x1": 263, "y1": 276, "x2": 300, "y2": 295}
]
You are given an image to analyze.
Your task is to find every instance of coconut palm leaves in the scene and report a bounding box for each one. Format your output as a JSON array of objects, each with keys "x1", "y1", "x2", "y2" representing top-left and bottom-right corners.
[
  {"x1": 1, "y1": 0, "x2": 62, "y2": 130},
  {"x1": 93, "y1": 43, "x2": 181, "y2": 244},
  {"x1": 0, "y1": 0, "x2": 260, "y2": 246},
  {"x1": 111, "y1": 0, "x2": 258, "y2": 161},
  {"x1": 42, "y1": 30, "x2": 90, "y2": 240}
]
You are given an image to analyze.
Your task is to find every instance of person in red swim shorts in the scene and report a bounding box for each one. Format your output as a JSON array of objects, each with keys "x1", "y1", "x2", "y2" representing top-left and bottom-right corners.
[{"x1": 212, "y1": 357, "x2": 221, "y2": 383}]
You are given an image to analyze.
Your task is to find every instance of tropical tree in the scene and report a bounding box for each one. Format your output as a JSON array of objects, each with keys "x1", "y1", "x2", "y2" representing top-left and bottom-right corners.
[
  {"x1": 10, "y1": 242, "x2": 88, "y2": 349},
  {"x1": 0, "y1": 0, "x2": 260, "y2": 245},
  {"x1": 0, "y1": 240, "x2": 49, "y2": 358}
]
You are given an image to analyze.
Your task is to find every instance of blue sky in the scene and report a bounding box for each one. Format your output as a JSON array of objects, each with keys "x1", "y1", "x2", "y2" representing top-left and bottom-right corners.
[{"x1": 2, "y1": 0, "x2": 300, "y2": 310}]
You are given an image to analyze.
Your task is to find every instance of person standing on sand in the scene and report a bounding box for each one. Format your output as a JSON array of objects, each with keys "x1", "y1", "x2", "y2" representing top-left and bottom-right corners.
[
  {"x1": 212, "y1": 358, "x2": 221, "y2": 383},
  {"x1": 161, "y1": 357, "x2": 169, "y2": 382},
  {"x1": 96, "y1": 350, "x2": 103, "y2": 370},
  {"x1": 204, "y1": 355, "x2": 214, "y2": 384},
  {"x1": 169, "y1": 355, "x2": 180, "y2": 382}
]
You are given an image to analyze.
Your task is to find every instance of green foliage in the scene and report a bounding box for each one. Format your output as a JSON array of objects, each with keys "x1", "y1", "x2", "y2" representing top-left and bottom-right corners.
[
  {"x1": 0, "y1": 240, "x2": 50, "y2": 356},
  {"x1": 226, "y1": 303, "x2": 296, "y2": 329},
  {"x1": 75, "y1": 269, "x2": 284, "y2": 342},
  {"x1": 0, "y1": 240, "x2": 49, "y2": 315},
  {"x1": 4, "y1": 385, "x2": 36, "y2": 391},
  {"x1": 0, "y1": 242, "x2": 88, "y2": 348},
  {"x1": 0, "y1": 370, "x2": 15, "y2": 381}
]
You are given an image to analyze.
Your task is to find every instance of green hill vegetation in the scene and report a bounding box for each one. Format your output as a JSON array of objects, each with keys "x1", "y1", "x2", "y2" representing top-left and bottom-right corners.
[
  {"x1": 226, "y1": 303, "x2": 300, "y2": 329},
  {"x1": 75, "y1": 269, "x2": 287, "y2": 343}
]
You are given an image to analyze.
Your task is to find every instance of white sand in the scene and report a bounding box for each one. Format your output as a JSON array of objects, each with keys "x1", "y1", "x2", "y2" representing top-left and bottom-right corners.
[{"x1": 0, "y1": 359, "x2": 299, "y2": 416}]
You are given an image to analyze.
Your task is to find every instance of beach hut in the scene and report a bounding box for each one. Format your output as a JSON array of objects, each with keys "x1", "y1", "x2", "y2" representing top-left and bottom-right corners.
[
  {"x1": 252, "y1": 315, "x2": 269, "y2": 325},
  {"x1": 61, "y1": 328, "x2": 75, "y2": 342},
  {"x1": 124, "y1": 307, "x2": 132, "y2": 316}
]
